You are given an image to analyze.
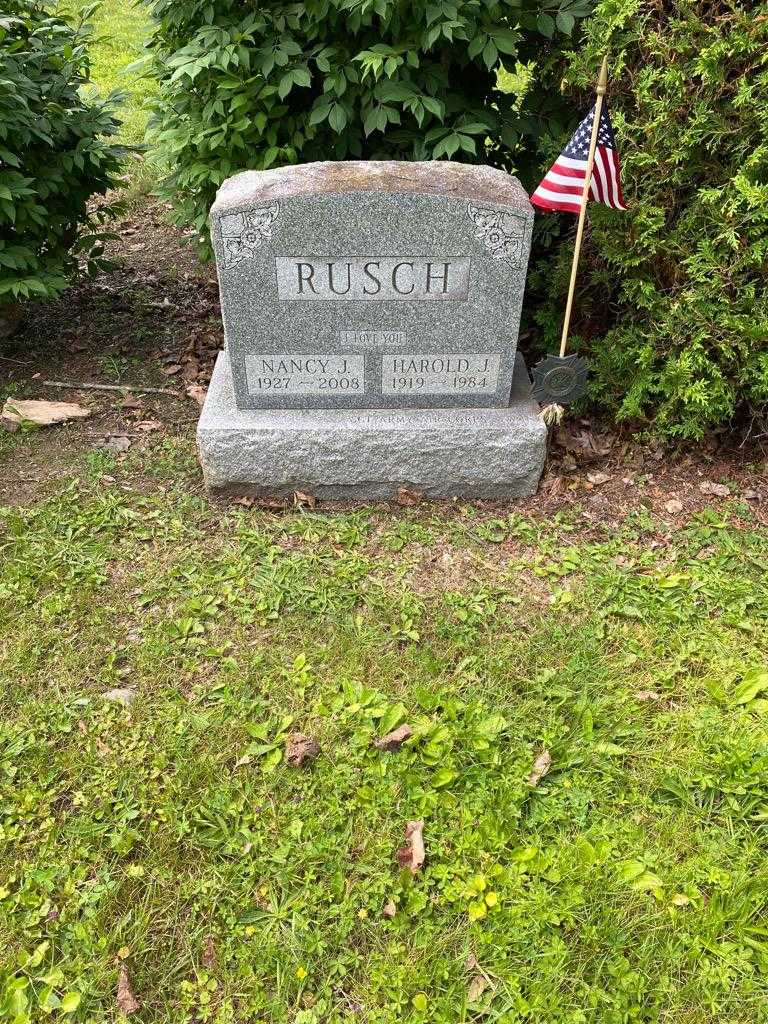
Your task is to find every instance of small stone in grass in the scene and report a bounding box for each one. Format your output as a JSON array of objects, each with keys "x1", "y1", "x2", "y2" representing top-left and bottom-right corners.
[
  {"x1": 665, "y1": 498, "x2": 683, "y2": 514},
  {"x1": 635, "y1": 690, "x2": 662, "y2": 702},
  {"x1": 102, "y1": 687, "x2": 136, "y2": 706},
  {"x1": 586, "y1": 471, "x2": 611, "y2": 486}
]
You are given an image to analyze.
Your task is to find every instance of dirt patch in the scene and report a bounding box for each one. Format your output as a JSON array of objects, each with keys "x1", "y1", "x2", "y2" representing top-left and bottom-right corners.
[{"x1": 0, "y1": 199, "x2": 219, "y2": 505}]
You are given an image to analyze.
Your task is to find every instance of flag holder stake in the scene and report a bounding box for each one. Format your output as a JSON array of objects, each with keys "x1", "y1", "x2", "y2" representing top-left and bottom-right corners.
[
  {"x1": 533, "y1": 55, "x2": 609, "y2": 417},
  {"x1": 558, "y1": 54, "x2": 609, "y2": 359}
]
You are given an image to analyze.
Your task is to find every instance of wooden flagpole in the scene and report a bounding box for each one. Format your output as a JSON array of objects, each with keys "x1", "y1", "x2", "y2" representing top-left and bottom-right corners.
[{"x1": 558, "y1": 54, "x2": 609, "y2": 359}]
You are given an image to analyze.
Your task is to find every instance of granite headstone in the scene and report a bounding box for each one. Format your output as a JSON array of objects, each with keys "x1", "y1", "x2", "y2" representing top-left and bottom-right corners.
[
  {"x1": 198, "y1": 160, "x2": 547, "y2": 499},
  {"x1": 210, "y1": 161, "x2": 533, "y2": 410}
]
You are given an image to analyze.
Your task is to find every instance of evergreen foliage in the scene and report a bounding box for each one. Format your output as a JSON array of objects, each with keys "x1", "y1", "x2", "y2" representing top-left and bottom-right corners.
[
  {"x1": 0, "y1": 2, "x2": 124, "y2": 308},
  {"x1": 546, "y1": 0, "x2": 768, "y2": 438}
]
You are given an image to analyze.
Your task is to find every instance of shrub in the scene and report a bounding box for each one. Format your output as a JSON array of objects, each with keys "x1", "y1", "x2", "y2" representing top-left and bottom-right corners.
[
  {"x1": 145, "y1": 0, "x2": 593, "y2": 252},
  {"x1": 0, "y1": 2, "x2": 124, "y2": 312},
  {"x1": 537, "y1": 0, "x2": 768, "y2": 439}
]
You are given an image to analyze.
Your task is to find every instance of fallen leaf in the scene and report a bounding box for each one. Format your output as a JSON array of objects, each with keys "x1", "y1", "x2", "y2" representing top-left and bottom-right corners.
[
  {"x1": 635, "y1": 690, "x2": 661, "y2": 702},
  {"x1": 102, "y1": 687, "x2": 136, "y2": 707},
  {"x1": 256, "y1": 497, "x2": 290, "y2": 511},
  {"x1": 116, "y1": 963, "x2": 140, "y2": 1015},
  {"x1": 665, "y1": 498, "x2": 683, "y2": 514},
  {"x1": 699, "y1": 480, "x2": 730, "y2": 498},
  {"x1": 294, "y1": 490, "x2": 317, "y2": 509},
  {"x1": 373, "y1": 724, "x2": 413, "y2": 751},
  {"x1": 2, "y1": 398, "x2": 90, "y2": 429},
  {"x1": 396, "y1": 486, "x2": 424, "y2": 506},
  {"x1": 464, "y1": 954, "x2": 479, "y2": 972},
  {"x1": 527, "y1": 749, "x2": 552, "y2": 787},
  {"x1": 586, "y1": 471, "x2": 611, "y2": 486},
  {"x1": 201, "y1": 935, "x2": 216, "y2": 970},
  {"x1": 181, "y1": 359, "x2": 200, "y2": 382},
  {"x1": 185, "y1": 384, "x2": 208, "y2": 408},
  {"x1": 233, "y1": 496, "x2": 254, "y2": 507},
  {"x1": 134, "y1": 420, "x2": 163, "y2": 433},
  {"x1": 161, "y1": 364, "x2": 182, "y2": 377},
  {"x1": 467, "y1": 975, "x2": 489, "y2": 1004},
  {"x1": 285, "y1": 733, "x2": 320, "y2": 767},
  {"x1": 119, "y1": 395, "x2": 143, "y2": 410},
  {"x1": 382, "y1": 899, "x2": 396, "y2": 919},
  {"x1": 395, "y1": 819, "x2": 425, "y2": 874}
]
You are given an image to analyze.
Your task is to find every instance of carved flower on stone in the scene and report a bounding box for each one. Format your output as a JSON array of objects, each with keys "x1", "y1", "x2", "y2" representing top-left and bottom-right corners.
[
  {"x1": 219, "y1": 203, "x2": 280, "y2": 268},
  {"x1": 467, "y1": 203, "x2": 526, "y2": 268}
]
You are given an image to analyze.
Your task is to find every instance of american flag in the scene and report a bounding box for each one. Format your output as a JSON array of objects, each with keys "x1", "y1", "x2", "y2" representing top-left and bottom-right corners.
[{"x1": 531, "y1": 103, "x2": 627, "y2": 213}]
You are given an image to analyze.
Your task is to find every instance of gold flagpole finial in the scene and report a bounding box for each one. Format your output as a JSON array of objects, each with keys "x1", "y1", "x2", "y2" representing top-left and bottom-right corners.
[{"x1": 597, "y1": 54, "x2": 609, "y2": 95}]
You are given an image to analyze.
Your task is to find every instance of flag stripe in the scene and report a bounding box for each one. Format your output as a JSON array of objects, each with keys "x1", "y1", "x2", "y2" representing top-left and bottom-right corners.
[
  {"x1": 607, "y1": 149, "x2": 626, "y2": 209},
  {"x1": 543, "y1": 170, "x2": 589, "y2": 188},
  {"x1": 555, "y1": 155, "x2": 589, "y2": 171},
  {"x1": 534, "y1": 178, "x2": 583, "y2": 196},
  {"x1": 593, "y1": 148, "x2": 609, "y2": 203},
  {"x1": 530, "y1": 101, "x2": 627, "y2": 214},
  {"x1": 531, "y1": 189, "x2": 583, "y2": 211}
]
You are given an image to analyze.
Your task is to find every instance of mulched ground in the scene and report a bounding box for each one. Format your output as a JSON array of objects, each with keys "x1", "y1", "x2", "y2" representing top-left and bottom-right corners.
[{"x1": 1, "y1": 199, "x2": 766, "y2": 527}]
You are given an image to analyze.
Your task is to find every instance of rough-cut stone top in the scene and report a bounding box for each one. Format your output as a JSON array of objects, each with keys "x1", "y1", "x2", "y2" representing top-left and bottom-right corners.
[{"x1": 212, "y1": 160, "x2": 530, "y2": 215}]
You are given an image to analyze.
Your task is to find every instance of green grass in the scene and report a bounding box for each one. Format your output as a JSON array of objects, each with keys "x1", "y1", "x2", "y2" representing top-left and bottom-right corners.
[
  {"x1": 1, "y1": 440, "x2": 768, "y2": 1022},
  {"x1": 86, "y1": 0, "x2": 156, "y2": 146}
]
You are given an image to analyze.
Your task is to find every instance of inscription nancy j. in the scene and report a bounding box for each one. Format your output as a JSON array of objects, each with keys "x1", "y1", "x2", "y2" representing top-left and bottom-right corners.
[
  {"x1": 245, "y1": 353, "x2": 364, "y2": 395},
  {"x1": 275, "y1": 257, "x2": 470, "y2": 300}
]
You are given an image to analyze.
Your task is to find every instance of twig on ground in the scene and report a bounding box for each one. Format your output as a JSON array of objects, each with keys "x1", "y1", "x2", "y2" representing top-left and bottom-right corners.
[{"x1": 41, "y1": 380, "x2": 181, "y2": 397}]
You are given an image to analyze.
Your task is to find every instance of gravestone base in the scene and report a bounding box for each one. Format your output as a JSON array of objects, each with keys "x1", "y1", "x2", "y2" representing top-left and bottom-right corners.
[{"x1": 198, "y1": 351, "x2": 546, "y2": 500}]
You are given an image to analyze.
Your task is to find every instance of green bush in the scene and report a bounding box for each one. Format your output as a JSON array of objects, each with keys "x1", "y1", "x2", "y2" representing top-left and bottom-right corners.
[
  {"x1": 145, "y1": 0, "x2": 592, "y2": 251},
  {"x1": 540, "y1": 0, "x2": 768, "y2": 439},
  {"x1": 0, "y1": 2, "x2": 124, "y2": 310}
]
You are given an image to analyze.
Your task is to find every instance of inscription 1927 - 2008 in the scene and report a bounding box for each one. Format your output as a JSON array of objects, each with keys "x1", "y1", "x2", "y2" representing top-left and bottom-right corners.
[
  {"x1": 275, "y1": 257, "x2": 470, "y2": 301},
  {"x1": 245, "y1": 353, "x2": 365, "y2": 395}
]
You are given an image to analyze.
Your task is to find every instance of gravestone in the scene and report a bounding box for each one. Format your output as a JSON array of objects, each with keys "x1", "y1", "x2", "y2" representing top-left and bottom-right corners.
[{"x1": 198, "y1": 160, "x2": 547, "y2": 498}]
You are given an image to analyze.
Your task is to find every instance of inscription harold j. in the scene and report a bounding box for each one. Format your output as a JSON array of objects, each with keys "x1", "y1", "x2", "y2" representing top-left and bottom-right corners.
[
  {"x1": 245, "y1": 353, "x2": 364, "y2": 395},
  {"x1": 275, "y1": 257, "x2": 470, "y2": 301},
  {"x1": 382, "y1": 353, "x2": 501, "y2": 396}
]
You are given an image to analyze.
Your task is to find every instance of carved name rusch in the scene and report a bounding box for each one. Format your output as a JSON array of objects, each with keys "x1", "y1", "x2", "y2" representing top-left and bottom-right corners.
[{"x1": 275, "y1": 257, "x2": 470, "y2": 301}]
